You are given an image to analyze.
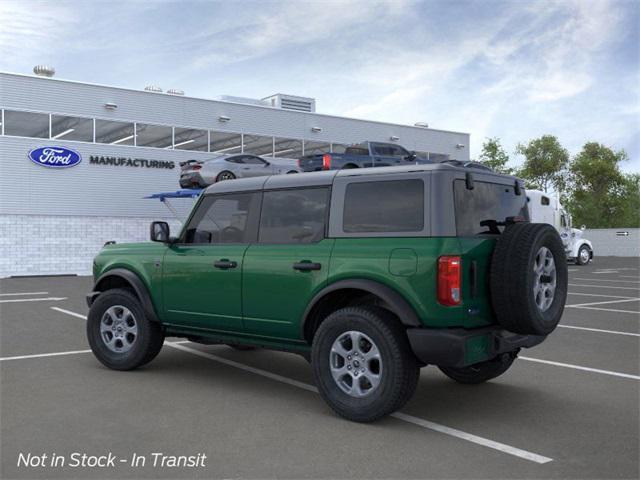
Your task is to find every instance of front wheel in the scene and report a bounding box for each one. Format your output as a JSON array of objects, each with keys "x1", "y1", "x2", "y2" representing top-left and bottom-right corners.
[
  {"x1": 438, "y1": 352, "x2": 517, "y2": 384},
  {"x1": 87, "y1": 289, "x2": 164, "y2": 371},
  {"x1": 312, "y1": 306, "x2": 419, "y2": 422},
  {"x1": 576, "y1": 245, "x2": 591, "y2": 265}
]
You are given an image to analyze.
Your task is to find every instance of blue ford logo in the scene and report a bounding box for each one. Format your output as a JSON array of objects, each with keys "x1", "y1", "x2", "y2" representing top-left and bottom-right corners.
[{"x1": 28, "y1": 146, "x2": 82, "y2": 168}]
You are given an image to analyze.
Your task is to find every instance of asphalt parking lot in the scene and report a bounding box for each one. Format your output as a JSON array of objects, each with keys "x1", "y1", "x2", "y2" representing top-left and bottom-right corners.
[{"x1": 1, "y1": 256, "x2": 638, "y2": 479}]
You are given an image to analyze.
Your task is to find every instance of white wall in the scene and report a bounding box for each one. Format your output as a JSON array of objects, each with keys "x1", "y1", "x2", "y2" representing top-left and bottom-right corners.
[{"x1": 584, "y1": 228, "x2": 640, "y2": 257}]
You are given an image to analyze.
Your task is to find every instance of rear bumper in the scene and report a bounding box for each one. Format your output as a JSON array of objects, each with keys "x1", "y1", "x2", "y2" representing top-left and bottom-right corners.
[
  {"x1": 179, "y1": 172, "x2": 205, "y2": 188},
  {"x1": 407, "y1": 326, "x2": 546, "y2": 368}
]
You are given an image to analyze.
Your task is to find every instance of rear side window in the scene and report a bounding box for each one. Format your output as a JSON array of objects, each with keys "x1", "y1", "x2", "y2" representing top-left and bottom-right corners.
[
  {"x1": 454, "y1": 180, "x2": 529, "y2": 236},
  {"x1": 259, "y1": 188, "x2": 329, "y2": 244},
  {"x1": 343, "y1": 180, "x2": 424, "y2": 233},
  {"x1": 184, "y1": 193, "x2": 259, "y2": 244}
]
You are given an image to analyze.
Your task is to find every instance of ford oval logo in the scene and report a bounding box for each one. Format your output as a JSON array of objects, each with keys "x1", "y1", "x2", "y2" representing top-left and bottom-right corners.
[{"x1": 28, "y1": 146, "x2": 82, "y2": 168}]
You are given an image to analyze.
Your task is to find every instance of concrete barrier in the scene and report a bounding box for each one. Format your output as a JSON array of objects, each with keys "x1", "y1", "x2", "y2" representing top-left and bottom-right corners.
[{"x1": 584, "y1": 228, "x2": 640, "y2": 257}]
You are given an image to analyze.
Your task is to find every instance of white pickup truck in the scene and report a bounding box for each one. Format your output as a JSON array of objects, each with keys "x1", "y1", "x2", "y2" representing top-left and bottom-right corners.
[{"x1": 527, "y1": 190, "x2": 594, "y2": 265}]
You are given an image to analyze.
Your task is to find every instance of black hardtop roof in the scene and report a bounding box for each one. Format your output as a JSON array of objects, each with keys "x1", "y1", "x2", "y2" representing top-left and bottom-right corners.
[{"x1": 203, "y1": 163, "x2": 518, "y2": 195}]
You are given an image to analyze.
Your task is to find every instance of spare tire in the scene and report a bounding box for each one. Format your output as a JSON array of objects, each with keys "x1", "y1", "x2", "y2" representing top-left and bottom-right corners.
[{"x1": 490, "y1": 223, "x2": 568, "y2": 335}]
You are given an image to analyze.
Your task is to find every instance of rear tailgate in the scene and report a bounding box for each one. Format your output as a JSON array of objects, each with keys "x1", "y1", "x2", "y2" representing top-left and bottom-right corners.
[{"x1": 298, "y1": 154, "x2": 327, "y2": 171}]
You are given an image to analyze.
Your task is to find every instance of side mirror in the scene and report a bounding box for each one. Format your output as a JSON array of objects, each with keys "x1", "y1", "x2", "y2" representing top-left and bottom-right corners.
[
  {"x1": 581, "y1": 225, "x2": 586, "y2": 231},
  {"x1": 150, "y1": 221, "x2": 170, "y2": 242},
  {"x1": 263, "y1": 161, "x2": 271, "y2": 167}
]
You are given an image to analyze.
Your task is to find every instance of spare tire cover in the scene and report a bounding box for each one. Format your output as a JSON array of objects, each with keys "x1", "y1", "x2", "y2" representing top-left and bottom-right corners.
[{"x1": 490, "y1": 223, "x2": 568, "y2": 335}]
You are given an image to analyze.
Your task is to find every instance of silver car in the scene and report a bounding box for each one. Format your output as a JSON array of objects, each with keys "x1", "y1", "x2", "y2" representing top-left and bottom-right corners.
[{"x1": 179, "y1": 154, "x2": 300, "y2": 188}]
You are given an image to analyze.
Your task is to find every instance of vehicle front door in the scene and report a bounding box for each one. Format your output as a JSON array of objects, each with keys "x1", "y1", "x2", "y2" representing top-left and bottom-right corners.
[
  {"x1": 235, "y1": 155, "x2": 272, "y2": 178},
  {"x1": 372, "y1": 143, "x2": 412, "y2": 167},
  {"x1": 242, "y1": 187, "x2": 334, "y2": 340},
  {"x1": 161, "y1": 192, "x2": 260, "y2": 333}
]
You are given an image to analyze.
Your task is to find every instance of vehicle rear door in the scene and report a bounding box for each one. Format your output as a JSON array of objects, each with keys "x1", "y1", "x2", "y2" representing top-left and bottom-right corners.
[
  {"x1": 242, "y1": 187, "x2": 334, "y2": 340},
  {"x1": 161, "y1": 192, "x2": 261, "y2": 333}
]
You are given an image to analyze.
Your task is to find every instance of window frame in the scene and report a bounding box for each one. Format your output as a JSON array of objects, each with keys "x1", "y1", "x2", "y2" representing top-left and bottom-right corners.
[
  {"x1": 257, "y1": 186, "x2": 331, "y2": 245},
  {"x1": 177, "y1": 191, "x2": 262, "y2": 245},
  {"x1": 329, "y1": 173, "x2": 431, "y2": 238}
]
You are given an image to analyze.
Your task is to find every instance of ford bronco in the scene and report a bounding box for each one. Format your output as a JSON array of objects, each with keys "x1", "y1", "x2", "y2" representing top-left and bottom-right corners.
[{"x1": 87, "y1": 164, "x2": 568, "y2": 422}]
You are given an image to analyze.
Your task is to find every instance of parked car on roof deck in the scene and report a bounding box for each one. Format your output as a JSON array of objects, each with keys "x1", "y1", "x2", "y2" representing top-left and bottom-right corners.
[{"x1": 179, "y1": 154, "x2": 299, "y2": 188}]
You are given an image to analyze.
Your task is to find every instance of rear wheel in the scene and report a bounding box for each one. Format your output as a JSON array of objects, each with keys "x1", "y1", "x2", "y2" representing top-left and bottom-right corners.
[
  {"x1": 216, "y1": 171, "x2": 236, "y2": 182},
  {"x1": 312, "y1": 306, "x2": 419, "y2": 422},
  {"x1": 87, "y1": 289, "x2": 164, "y2": 370},
  {"x1": 576, "y1": 245, "x2": 591, "y2": 265},
  {"x1": 438, "y1": 352, "x2": 517, "y2": 384}
]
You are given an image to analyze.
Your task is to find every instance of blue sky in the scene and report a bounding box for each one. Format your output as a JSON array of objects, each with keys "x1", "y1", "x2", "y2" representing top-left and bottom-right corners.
[{"x1": 1, "y1": 0, "x2": 638, "y2": 171}]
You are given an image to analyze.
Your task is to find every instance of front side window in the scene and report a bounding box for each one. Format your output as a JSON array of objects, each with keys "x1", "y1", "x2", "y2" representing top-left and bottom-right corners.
[
  {"x1": 259, "y1": 188, "x2": 329, "y2": 244},
  {"x1": 184, "y1": 193, "x2": 259, "y2": 244},
  {"x1": 343, "y1": 180, "x2": 424, "y2": 233},
  {"x1": 454, "y1": 180, "x2": 529, "y2": 236},
  {"x1": 242, "y1": 155, "x2": 267, "y2": 165}
]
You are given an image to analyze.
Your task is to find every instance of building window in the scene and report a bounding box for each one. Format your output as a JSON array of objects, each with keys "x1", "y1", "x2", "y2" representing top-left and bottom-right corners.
[
  {"x1": 3, "y1": 110, "x2": 49, "y2": 138},
  {"x1": 273, "y1": 137, "x2": 303, "y2": 158},
  {"x1": 210, "y1": 131, "x2": 243, "y2": 154},
  {"x1": 259, "y1": 188, "x2": 329, "y2": 244},
  {"x1": 343, "y1": 180, "x2": 424, "y2": 233},
  {"x1": 51, "y1": 114, "x2": 93, "y2": 142},
  {"x1": 135, "y1": 123, "x2": 173, "y2": 148},
  {"x1": 173, "y1": 127, "x2": 208, "y2": 151},
  {"x1": 95, "y1": 119, "x2": 135, "y2": 145},
  {"x1": 243, "y1": 134, "x2": 274, "y2": 156},
  {"x1": 304, "y1": 140, "x2": 331, "y2": 155}
]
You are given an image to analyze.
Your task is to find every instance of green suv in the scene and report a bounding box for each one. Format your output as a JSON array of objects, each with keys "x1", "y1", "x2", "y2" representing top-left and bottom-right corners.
[{"x1": 87, "y1": 164, "x2": 568, "y2": 422}]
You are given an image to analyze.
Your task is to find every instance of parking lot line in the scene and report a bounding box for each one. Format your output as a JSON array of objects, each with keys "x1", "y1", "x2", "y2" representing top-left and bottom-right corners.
[
  {"x1": 568, "y1": 283, "x2": 640, "y2": 291},
  {"x1": 51, "y1": 306, "x2": 88, "y2": 319},
  {"x1": 620, "y1": 275, "x2": 640, "y2": 279},
  {"x1": 0, "y1": 291, "x2": 49, "y2": 296},
  {"x1": 567, "y1": 298, "x2": 640, "y2": 308},
  {"x1": 567, "y1": 292, "x2": 637, "y2": 299},
  {"x1": 557, "y1": 324, "x2": 640, "y2": 337},
  {"x1": 519, "y1": 357, "x2": 640, "y2": 380},
  {"x1": 166, "y1": 342, "x2": 553, "y2": 464},
  {"x1": 573, "y1": 278, "x2": 640, "y2": 284},
  {"x1": 0, "y1": 296, "x2": 67, "y2": 303},
  {"x1": 567, "y1": 305, "x2": 640, "y2": 315},
  {"x1": 0, "y1": 349, "x2": 91, "y2": 362}
]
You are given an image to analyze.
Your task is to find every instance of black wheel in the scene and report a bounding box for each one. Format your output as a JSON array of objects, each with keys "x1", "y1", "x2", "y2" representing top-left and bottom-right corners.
[
  {"x1": 438, "y1": 352, "x2": 517, "y2": 384},
  {"x1": 576, "y1": 245, "x2": 591, "y2": 265},
  {"x1": 87, "y1": 289, "x2": 164, "y2": 371},
  {"x1": 286, "y1": 170, "x2": 298, "y2": 174},
  {"x1": 216, "y1": 171, "x2": 236, "y2": 182},
  {"x1": 311, "y1": 306, "x2": 419, "y2": 423},
  {"x1": 490, "y1": 223, "x2": 568, "y2": 335},
  {"x1": 227, "y1": 344, "x2": 256, "y2": 351}
]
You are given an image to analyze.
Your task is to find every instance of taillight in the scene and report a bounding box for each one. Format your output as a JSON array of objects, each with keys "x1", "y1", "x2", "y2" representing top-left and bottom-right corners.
[
  {"x1": 192, "y1": 165, "x2": 202, "y2": 170},
  {"x1": 297, "y1": 158, "x2": 302, "y2": 168},
  {"x1": 437, "y1": 256, "x2": 461, "y2": 306},
  {"x1": 322, "y1": 153, "x2": 332, "y2": 170}
]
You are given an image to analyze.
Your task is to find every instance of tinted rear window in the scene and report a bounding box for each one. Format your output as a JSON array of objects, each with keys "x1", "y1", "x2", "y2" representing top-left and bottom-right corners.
[
  {"x1": 343, "y1": 180, "x2": 424, "y2": 233},
  {"x1": 454, "y1": 180, "x2": 529, "y2": 236}
]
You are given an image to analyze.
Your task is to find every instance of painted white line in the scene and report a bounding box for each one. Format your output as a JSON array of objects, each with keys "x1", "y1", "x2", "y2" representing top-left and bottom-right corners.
[
  {"x1": 166, "y1": 343, "x2": 552, "y2": 464},
  {"x1": 0, "y1": 291, "x2": 49, "y2": 296},
  {"x1": 557, "y1": 324, "x2": 640, "y2": 337},
  {"x1": 0, "y1": 349, "x2": 91, "y2": 362},
  {"x1": 391, "y1": 412, "x2": 553, "y2": 464},
  {"x1": 593, "y1": 271, "x2": 619, "y2": 274},
  {"x1": 520, "y1": 357, "x2": 640, "y2": 380},
  {"x1": 568, "y1": 292, "x2": 636, "y2": 299},
  {"x1": 0, "y1": 297, "x2": 67, "y2": 304},
  {"x1": 567, "y1": 305, "x2": 640, "y2": 315},
  {"x1": 50, "y1": 307, "x2": 88, "y2": 319},
  {"x1": 620, "y1": 275, "x2": 640, "y2": 279},
  {"x1": 574, "y1": 278, "x2": 640, "y2": 284},
  {"x1": 567, "y1": 298, "x2": 640, "y2": 308},
  {"x1": 569, "y1": 283, "x2": 640, "y2": 291}
]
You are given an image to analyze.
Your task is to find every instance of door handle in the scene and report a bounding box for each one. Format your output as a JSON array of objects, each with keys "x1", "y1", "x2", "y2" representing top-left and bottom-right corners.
[
  {"x1": 214, "y1": 259, "x2": 237, "y2": 269},
  {"x1": 293, "y1": 261, "x2": 321, "y2": 271}
]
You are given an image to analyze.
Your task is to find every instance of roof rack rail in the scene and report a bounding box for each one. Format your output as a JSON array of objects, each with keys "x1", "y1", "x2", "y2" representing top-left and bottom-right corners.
[{"x1": 439, "y1": 159, "x2": 494, "y2": 172}]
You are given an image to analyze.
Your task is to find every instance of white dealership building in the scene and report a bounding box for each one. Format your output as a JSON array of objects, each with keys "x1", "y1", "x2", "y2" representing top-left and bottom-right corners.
[{"x1": 0, "y1": 69, "x2": 470, "y2": 277}]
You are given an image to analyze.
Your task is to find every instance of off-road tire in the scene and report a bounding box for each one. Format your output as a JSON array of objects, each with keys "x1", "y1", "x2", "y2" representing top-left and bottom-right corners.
[
  {"x1": 576, "y1": 245, "x2": 591, "y2": 265},
  {"x1": 311, "y1": 306, "x2": 419, "y2": 423},
  {"x1": 490, "y1": 223, "x2": 568, "y2": 335},
  {"x1": 438, "y1": 352, "x2": 517, "y2": 384},
  {"x1": 87, "y1": 288, "x2": 164, "y2": 371},
  {"x1": 216, "y1": 171, "x2": 236, "y2": 182}
]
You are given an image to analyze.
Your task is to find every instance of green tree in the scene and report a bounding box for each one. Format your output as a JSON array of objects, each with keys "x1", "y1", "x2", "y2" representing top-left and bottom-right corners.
[
  {"x1": 516, "y1": 135, "x2": 569, "y2": 193},
  {"x1": 478, "y1": 137, "x2": 513, "y2": 174},
  {"x1": 566, "y1": 142, "x2": 638, "y2": 228}
]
